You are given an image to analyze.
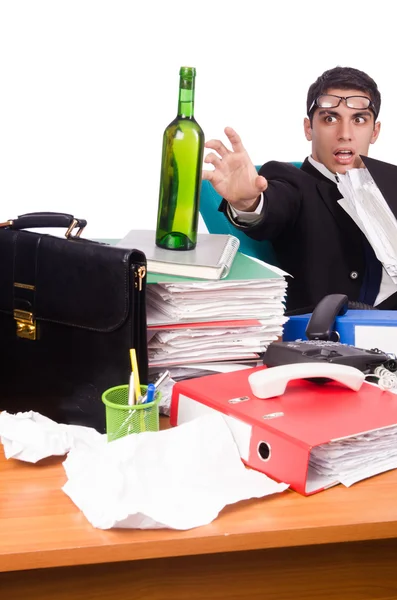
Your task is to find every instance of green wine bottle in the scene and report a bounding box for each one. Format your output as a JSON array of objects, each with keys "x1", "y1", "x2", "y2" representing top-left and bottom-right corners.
[{"x1": 155, "y1": 66, "x2": 204, "y2": 250}]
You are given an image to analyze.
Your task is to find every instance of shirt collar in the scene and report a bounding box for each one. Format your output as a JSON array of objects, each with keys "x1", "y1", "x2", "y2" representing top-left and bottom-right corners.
[{"x1": 307, "y1": 155, "x2": 339, "y2": 183}]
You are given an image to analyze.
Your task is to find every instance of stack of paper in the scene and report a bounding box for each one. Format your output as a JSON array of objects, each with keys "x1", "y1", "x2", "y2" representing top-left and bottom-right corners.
[
  {"x1": 337, "y1": 167, "x2": 397, "y2": 283},
  {"x1": 309, "y1": 424, "x2": 397, "y2": 488},
  {"x1": 146, "y1": 253, "x2": 288, "y2": 369},
  {"x1": 148, "y1": 320, "x2": 287, "y2": 367},
  {"x1": 147, "y1": 281, "x2": 286, "y2": 322}
]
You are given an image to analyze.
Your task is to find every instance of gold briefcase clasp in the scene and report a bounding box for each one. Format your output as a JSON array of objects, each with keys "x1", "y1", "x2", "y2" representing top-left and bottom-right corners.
[{"x1": 14, "y1": 309, "x2": 37, "y2": 340}]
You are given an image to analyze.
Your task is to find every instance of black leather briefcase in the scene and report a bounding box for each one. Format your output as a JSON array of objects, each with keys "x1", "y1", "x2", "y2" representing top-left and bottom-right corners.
[{"x1": 0, "y1": 212, "x2": 148, "y2": 432}]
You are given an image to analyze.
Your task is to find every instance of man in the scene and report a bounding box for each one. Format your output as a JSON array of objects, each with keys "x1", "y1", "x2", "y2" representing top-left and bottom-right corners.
[{"x1": 203, "y1": 66, "x2": 397, "y2": 312}]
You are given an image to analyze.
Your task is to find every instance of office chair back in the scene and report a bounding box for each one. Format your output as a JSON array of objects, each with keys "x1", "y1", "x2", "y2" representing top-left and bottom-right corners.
[{"x1": 200, "y1": 163, "x2": 302, "y2": 265}]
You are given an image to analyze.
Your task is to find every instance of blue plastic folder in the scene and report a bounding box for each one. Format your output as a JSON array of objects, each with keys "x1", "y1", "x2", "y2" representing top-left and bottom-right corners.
[{"x1": 283, "y1": 309, "x2": 397, "y2": 355}]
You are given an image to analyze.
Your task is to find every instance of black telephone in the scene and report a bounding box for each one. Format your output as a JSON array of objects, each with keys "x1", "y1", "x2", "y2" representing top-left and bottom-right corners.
[{"x1": 264, "y1": 294, "x2": 396, "y2": 375}]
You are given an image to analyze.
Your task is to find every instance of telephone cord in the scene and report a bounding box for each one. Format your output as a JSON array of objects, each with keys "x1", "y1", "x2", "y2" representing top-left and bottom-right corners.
[{"x1": 366, "y1": 366, "x2": 397, "y2": 391}]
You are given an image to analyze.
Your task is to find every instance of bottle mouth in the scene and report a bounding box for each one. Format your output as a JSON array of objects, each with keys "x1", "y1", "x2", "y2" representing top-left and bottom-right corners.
[{"x1": 179, "y1": 66, "x2": 196, "y2": 79}]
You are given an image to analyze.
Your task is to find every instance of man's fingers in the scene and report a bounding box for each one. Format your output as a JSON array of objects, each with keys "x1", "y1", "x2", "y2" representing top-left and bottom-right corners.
[
  {"x1": 205, "y1": 127, "x2": 246, "y2": 155},
  {"x1": 204, "y1": 152, "x2": 222, "y2": 168},
  {"x1": 204, "y1": 139, "x2": 230, "y2": 157},
  {"x1": 224, "y1": 126, "x2": 245, "y2": 153},
  {"x1": 202, "y1": 169, "x2": 213, "y2": 181},
  {"x1": 255, "y1": 175, "x2": 268, "y2": 193}
]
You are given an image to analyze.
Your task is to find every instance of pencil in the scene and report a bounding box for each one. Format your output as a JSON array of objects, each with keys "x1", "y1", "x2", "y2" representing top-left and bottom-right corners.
[{"x1": 129, "y1": 348, "x2": 141, "y2": 404}]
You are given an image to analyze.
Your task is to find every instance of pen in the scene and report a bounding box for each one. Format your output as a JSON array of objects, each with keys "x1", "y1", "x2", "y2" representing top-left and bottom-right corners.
[
  {"x1": 152, "y1": 370, "x2": 170, "y2": 390},
  {"x1": 127, "y1": 371, "x2": 136, "y2": 406},
  {"x1": 139, "y1": 370, "x2": 170, "y2": 404},
  {"x1": 142, "y1": 383, "x2": 155, "y2": 404}
]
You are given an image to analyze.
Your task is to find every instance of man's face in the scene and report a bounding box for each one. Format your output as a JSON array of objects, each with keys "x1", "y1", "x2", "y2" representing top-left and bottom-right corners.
[{"x1": 303, "y1": 88, "x2": 381, "y2": 174}]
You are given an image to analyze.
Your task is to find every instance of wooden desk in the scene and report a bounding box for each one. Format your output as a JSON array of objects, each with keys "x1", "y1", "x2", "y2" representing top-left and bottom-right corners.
[{"x1": 1, "y1": 419, "x2": 397, "y2": 600}]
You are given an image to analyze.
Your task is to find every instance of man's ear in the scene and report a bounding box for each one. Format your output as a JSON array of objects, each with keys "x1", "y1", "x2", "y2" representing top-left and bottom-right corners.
[
  {"x1": 370, "y1": 121, "x2": 381, "y2": 145},
  {"x1": 304, "y1": 117, "x2": 312, "y2": 141}
]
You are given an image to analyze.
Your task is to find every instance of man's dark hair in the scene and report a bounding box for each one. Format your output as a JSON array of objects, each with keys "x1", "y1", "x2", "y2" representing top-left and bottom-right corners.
[{"x1": 306, "y1": 66, "x2": 381, "y2": 123}]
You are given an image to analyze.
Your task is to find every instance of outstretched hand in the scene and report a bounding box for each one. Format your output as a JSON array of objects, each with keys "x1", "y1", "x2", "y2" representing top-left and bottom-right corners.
[{"x1": 202, "y1": 127, "x2": 268, "y2": 211}]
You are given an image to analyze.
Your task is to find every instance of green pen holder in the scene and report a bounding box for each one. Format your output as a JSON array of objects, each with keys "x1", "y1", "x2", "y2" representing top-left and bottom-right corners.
[{"x1": 101, "y1": 384, "x2": 161, "y2": 442}]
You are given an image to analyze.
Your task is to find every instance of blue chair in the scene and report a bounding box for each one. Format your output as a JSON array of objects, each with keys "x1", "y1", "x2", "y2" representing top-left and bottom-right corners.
[{"x1": 200, "y1": 163, "x2": 302, "y2": 265}]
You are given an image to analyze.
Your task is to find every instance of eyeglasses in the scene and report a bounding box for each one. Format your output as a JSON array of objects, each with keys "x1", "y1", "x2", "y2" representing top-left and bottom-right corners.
[{"x1": 309, "y1": 94, "x2": 376, "y2": 115}]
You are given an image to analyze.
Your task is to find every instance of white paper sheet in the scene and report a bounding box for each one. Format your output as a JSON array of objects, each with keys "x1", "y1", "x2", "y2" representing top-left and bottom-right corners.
[
  {"x1": 337, "y1": 168, "x2": 397, "y2": 283},
  {"x1": 0, "y1": 411, "x2": 104, "y2": 462},
  {"x1": 62, "y1": 413, "x2": 288, "y2": 530}
]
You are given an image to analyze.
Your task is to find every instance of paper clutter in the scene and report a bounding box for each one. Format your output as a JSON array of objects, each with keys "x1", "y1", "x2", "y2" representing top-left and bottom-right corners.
[
  {"x1": 0, "y1": 410, "x2": 104, "y2": 462},
  {"x1": 62, "y1": 413, "x2": 288, "y2": 530}
]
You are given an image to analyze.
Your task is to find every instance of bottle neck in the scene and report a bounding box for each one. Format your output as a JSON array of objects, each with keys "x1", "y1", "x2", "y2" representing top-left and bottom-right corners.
[{"x1": 177, "y1": 77, "x2": 195, "y2": 119}]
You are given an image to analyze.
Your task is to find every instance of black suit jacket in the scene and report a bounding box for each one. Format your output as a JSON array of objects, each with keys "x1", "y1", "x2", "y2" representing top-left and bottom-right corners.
[{"x1": 220, "y1": 159, "x2": 396, "y2": 312}]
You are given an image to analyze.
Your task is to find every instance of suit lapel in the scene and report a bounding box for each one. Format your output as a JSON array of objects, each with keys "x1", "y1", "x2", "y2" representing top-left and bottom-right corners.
[{"x1": 300, "y1": 158, "x2": 345, "y2": 224}]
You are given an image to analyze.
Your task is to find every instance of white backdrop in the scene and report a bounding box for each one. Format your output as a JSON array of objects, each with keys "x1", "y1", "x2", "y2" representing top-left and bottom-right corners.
[{"x1": 0, "y1": 0, "x2": 395, "y2": 238}]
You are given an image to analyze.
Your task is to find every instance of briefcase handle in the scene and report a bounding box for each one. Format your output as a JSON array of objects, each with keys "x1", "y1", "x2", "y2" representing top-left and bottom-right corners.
[{"x1": 0, "y1": 212, "x2": 87, "y2": 238}]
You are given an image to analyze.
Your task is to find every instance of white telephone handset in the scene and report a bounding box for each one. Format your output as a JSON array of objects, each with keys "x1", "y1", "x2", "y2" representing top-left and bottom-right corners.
[{"x1": 248, "y1": 362, "x2": 365, "y2": 399}]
